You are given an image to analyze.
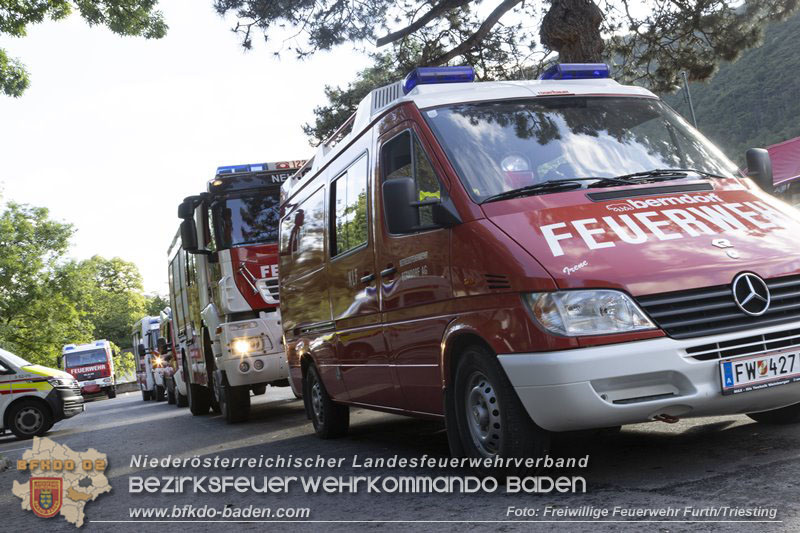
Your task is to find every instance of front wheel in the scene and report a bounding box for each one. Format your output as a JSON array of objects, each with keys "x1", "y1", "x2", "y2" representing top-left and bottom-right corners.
[
  {"x1": 747, "y1": 402, "x2": 800, "y2": 424},
  {"x1": 107, "y1": 387, "x2": 117, "y2": 399},
  {"x1": 155, "y1": 384, "x2": 166, "y2": 402},
  {"x1": 141, "y1": 388, "x2": 151, "y2": 401},
  {"x1": 451, "y1": 345, "x2": 550, "y2": 468},
  {"x1": 217, "y1": 374, "x2": 250, "y2": 424},
  {"x1": 303, "y1": 363, "x2": 349, "y2": 439},
  {"x1": 8, "y1": 400, "x2": 53, "y2": 439}
]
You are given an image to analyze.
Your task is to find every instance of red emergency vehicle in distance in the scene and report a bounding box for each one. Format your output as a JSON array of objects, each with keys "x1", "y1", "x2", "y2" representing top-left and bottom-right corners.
[
  {"x1": 60, "y1": 340, "x2": 117, "y2": 398},
  {"x1": 173, "y1": 160, "x2": 305, "y2": 422}
]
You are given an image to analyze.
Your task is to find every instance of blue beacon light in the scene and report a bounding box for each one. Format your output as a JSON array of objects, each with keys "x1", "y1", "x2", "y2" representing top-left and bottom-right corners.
[
  {"x1": 539, "y1": 63, "x2": 610, "y2": 80},
  {"x1": 403, "y1": 66, "x2": 476, "y2": 94}
]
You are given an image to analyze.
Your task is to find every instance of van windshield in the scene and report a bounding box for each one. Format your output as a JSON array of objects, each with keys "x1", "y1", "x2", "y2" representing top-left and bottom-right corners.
[
  {"x1": 423, "y1": 96, "x2": 740, "y2": 202},
  {"x1": 64, "y1": 349, "x2": 107, "y2": 368},
  {"x1": 0, "y1": 347, "x2": 32, "y2": 368},
  {"x1": 212, "y1": 190, "x2": 280, "y2": 248}
]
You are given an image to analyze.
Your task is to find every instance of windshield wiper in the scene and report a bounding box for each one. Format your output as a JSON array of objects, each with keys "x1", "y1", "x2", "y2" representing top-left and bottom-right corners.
[
  {"x1": 587, "y1": 168, "x2": 729, "y2": 189},
  {"x1": 481, "y1": 179, "x2": 590, "y2": 203}
]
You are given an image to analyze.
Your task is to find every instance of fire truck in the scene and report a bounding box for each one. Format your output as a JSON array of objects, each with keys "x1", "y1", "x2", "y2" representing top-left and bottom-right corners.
[
  {"x1": 172, "y1": 160, "x2": 304, "y2": 422},
  {"x1": 132, "y1": 316, "x2": 166, "y2": 401},
  {"x1": 59, "y1": 340, "x2": 117, "y2": 398}
]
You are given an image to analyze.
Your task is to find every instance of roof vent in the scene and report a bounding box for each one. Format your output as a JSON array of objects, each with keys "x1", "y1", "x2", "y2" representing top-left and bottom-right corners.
[{"x1": 371, "y1": 81, "x2": 404, "y2": 114}]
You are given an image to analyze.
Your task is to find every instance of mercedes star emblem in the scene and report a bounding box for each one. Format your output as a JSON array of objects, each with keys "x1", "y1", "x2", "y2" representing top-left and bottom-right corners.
[{"x1": 732, "y1": 273, "x2": 771, "y2": 316}]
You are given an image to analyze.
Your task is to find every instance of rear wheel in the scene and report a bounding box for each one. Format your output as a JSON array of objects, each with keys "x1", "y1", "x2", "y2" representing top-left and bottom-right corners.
[
  {"x1": 107, "y1": 387, "x2": 117, "y2": 400},
  {"x1": 217, "y1": 374, "x2": 250, "y2": 424},
  {"x1": 155, "y1": 385, "x2": 166, "y2": 402},
  {"x1": 747, "y1": 402, "x2": 800, "y2": 424},
  {"x1": 8, "y1": 400, "x2": 53, "y2": 439},
  {"x1": 188, "y1": 381, "x2": 211, "y2": 416},
  {"x1": 451, "y1": 345, "x2": 550, "y2": 471},
  {"x1": 141, "y1": 388, "x2": 151, "y2": 401},
  {"x1": 303, "y1": 363, "x2": 349, "y2": 438},
  {"x1": 166, "y1": 379, "x2": 176, "y2": 405}
]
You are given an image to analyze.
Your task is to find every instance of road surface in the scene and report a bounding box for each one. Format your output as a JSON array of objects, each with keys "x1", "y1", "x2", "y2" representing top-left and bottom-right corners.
[{"x1": 1, "y1": 388, "x2": 797, "y2": 531}]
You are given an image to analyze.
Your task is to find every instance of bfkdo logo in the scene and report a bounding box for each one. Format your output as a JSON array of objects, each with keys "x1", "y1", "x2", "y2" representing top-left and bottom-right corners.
[{"x1": 31, "y1": 477, "x2": 63, "y2": 518}]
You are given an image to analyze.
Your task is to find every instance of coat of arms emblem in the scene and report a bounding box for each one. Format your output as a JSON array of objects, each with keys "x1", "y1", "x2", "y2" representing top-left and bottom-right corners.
[{"x1": 30, "y1": 477, "x2": 63, "y2": 518}]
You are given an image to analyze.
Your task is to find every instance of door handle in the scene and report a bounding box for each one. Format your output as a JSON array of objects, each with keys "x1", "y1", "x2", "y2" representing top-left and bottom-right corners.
[
  {"x1": 360, "y1": 273, "x2": 376, "y2": 283},
  {"x1": 380, "y1": 266, "x2": 397, "y2": 277}
]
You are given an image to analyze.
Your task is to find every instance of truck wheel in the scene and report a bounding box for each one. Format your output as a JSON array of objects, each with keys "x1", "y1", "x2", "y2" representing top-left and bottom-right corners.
[
  {"x1": 107, "y1": 387, "x2": 117, "y2": 399},
  {"x1": 452, "y1": 345, "x2": 550, "y2": 468},
  {"x1": 155, "y1": 385, "x2": 166, "y2": 402},
  {"x1": 142, "y1": 388, "x2": 151, "y2": 401},
  {"x1": 304, "y1": 363, "x2": 349, "y2": 439},
  {"x1": 176, "y1": 386, "x2": 188, "y2": 407},
  {"x1": 8, "y1": 400, "x2": 54, "y2": 439},
  {"x1": 166, "y1": 380, "x2": 176, "y2": 405},
  {"x1": 188, "y1": 382, "x2": 211, "y2": 416},
  {"x1": 747, "y1": 402, "x2": 800, "y2": 424},
  {"x1": 217, "y1": 375, "x2": 250, "y2": 424}
]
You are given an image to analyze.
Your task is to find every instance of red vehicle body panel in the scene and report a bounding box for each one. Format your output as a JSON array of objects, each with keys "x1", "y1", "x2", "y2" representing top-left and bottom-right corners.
[{"x1": 231, "y1": 243, "x2": 280, "y2": 311}]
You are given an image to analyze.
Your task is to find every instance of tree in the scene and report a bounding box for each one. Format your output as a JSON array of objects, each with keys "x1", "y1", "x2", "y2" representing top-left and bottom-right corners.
[
  {"x1": 1, "y1": 0, "x2": 168, "y2": 97},
  {"x1": 145, "y1": 294, "x2": 169, "y2": 316},
  {"x1": 215, "y1": 0, "x2": 800, "y2": 144}
]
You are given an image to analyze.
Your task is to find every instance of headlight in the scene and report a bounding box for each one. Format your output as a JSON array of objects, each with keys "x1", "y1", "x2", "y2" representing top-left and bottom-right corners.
[
  {"x1": 523, "y1": 290, "x2": 655, "y2": 336},
  {"x1": 48, "y1": 377, "x2": 75, "y2": 388},
  {"x1": 231, "y1": 336, "x2": 264, "y2": 356},
  {"x1": 153, "y1": 356, "x2": 164, "y2": 368}
]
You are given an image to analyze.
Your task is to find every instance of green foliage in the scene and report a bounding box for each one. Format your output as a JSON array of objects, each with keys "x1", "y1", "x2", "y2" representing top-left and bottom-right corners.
[
  {"x1": 218, "y1": 0, "x2": 800, "y2": 144},
  {"x1": 0, "y1": 0, "x2": 167, "y2": 97},
  {"x1": 663, "y1": 11, "x2": 800, "y2": 166},
  {"x1": 113, "y1": 347, "x2": 136, "y2": 377},
  {"x1": 0, "y1": 200, "x2": 152, "y2": 366},
  {"x1": 145, "y1": 293, "x2": 169, "y2": 316}
]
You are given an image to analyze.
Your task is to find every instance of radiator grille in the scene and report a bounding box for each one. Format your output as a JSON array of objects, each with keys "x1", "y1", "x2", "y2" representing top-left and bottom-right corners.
[
  {"x1": 637, "y1": 274, "x2": 800, "y2": 339},
  {"x1": 686, "y1": 327, "x2": 800, "y2": 361}
]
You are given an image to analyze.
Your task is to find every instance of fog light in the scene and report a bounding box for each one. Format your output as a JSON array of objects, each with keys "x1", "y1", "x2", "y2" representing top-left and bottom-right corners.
[
  {"x1": 239, "y1": 362, "x2": 250, "y2": 372},
  {"x1": 253, "y1": 359, "x2": 264, "y2": 371}
]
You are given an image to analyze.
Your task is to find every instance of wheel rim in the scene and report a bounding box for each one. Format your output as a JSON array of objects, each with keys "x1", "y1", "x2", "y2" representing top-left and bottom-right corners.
[
  {"x1": 310, "y1": 374, "x2": 324, "y2": 424},
  {"x1": 464, "y1": 371, "x2": 503, "y2": 457},
  {"x1": 15, "y1": 407, "x2": 43, "y2": 435}
]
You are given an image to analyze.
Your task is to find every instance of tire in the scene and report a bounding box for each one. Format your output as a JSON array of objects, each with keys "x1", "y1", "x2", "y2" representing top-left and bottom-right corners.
[
  {"x1": 217, "y1": 374, "x2": 250, "y2": 424},
  {"x1": 451, "y1": 344, "x2": 550, "y2": 472},
  {"x1": 166, "y1": 380, "x2": 176, "y2": 405},
  {"x1": 303, "y1": 363, "x2": 349, "y2": 438},
  {"x1": 188, "y1": 381, "x2": 211, "y2": 416},
  {"x1": 747, "y1": 402, "x2": 800, "y2": 424},
  {"x1": 107, "y1": 387, "x2": 117, "y2": 399},
  {"x1": 176, "y1": 386, "x2": 188, "y2": 407},
  {"x1": 202, "y1": 329, "x2": 220, "y2": 415},
  {"x1": 155, "y1": 384, "x2": 166, "y2": 402},
  {"x1": 142, "y1": 388, "x2": 151, "y2": 401},
  {"x1": 8, "y1": 400, "x2": 54, "y2": 439}
]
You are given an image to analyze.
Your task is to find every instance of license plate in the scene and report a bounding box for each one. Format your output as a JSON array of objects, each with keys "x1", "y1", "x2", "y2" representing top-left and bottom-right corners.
[{"x1": 720, "y1": 350, "x2": 800, "y2": 395}]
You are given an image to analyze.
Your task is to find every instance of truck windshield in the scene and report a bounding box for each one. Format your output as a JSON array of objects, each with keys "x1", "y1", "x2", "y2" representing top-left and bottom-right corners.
[
  {"x1": 212, "y1": 190, "x2": 280, "y2": 248},
  {"x1": 64, "y1": 349, "x2": 107, "y2": 368},
  {"x1": 424, "y1": 96, "x2": 740, "y2": 202},
  {"x1": 0, "y1": 347, "x2": 32, "y2": 368}
]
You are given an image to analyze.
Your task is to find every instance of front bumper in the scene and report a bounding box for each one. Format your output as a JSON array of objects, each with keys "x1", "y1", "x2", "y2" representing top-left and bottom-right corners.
[
  {"x1": 498, "y1": 321, "x2": 800, "y2": 431},
  {"x1": 218, "y1": 315, "x2": 288, "y2": 387},
  {"x1": 78, "y1": 378, "x2": 114, "y2": 393},
  {"x1": 46, "y1": 384, "x2": 85, "y2": 422}
]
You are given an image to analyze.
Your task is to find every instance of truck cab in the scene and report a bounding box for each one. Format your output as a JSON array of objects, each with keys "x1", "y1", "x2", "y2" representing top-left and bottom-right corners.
[
  {"x1": 174, "y1": 160, "x2": 305, "y2": 422},
  {"x1": 132, "y1": 316, "x2": 166, "y2": 401},
  {"x1": 1, "y1": 347, "x2": 83, "y2": 439},
  {"x1": 60, "y1": 340, "x2": 117, "y2": 398}
]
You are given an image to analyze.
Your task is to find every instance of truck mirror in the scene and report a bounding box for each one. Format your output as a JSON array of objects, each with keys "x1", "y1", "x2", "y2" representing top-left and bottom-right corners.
[
  {"x1": 180, "y1": 219, "x2": 199, "y2": 253},
  {"x1": 383, "y1": 177, "x2": 420, "y2": 234},
  {"x1": 56, "y1": 355, "x2": 63, "y2": 369},
  {"x1": 137, "y1": 343, "x2": 146, "y2": 357},
  {"x1": 178, "y1": 196, "x2": 196, "y2": 219},
  {"x1": 746, "y1": 148, "x2": 773, "y2": 194},
  {"x1": 157, "y1": 337, "x2": 168, "y2": 353}
]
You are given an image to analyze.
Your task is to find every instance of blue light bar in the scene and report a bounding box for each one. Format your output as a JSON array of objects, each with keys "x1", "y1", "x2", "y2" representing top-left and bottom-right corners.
[
  {"x1": 539, "y1": 63, "x2": 610, "y2": 80},
  {"x1": 403, "y1": 66, "x2": 475, "y2": 94},
  {"x1": 216, "y1": 163, "x2": 267, "y2": 175}
]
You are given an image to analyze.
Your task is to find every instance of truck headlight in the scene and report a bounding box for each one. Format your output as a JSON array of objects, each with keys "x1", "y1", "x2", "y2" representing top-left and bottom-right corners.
[
  {"x1": 153, "y1": 356, "x2": 164, "y2": 368},
  {"x1": 523, "y1": 290, "x2": 655, "y2": 336},
  {"x1": 231, "y1": 336, "x2": 264, "y2": 356}
]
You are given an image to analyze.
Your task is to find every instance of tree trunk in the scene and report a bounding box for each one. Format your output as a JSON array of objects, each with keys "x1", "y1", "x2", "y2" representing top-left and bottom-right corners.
[{"x1": 540, "y1": 0, "x2": 604, "y2": 63}]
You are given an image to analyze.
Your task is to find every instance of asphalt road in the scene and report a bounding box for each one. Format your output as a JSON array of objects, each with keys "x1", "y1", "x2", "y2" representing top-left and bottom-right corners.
[{"x1": 1, "y1": 387, "x2": 798, "y2": 532}]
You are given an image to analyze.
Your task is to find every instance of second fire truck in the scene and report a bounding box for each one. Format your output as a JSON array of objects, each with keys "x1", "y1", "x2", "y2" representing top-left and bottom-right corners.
[{"x1": 171, "y1": 160, "x2": 304, "y2": 422}]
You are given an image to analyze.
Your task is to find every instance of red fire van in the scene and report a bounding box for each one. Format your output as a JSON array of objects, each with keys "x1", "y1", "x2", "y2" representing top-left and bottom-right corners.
[{"x1": 279, "y1": 64, "x2": 800, "y2": 460}]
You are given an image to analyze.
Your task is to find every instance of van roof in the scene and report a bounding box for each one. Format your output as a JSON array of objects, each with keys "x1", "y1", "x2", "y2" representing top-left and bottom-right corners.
[{"x1": 282, "y1": 75, "x2": 656, "y2": 200}]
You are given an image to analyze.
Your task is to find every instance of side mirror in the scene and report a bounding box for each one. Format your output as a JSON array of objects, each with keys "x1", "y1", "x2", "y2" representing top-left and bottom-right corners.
[
  {"x1": 178, "y1": 197, "x2": 196, "y2": 219},
  {"x1": 157, "y1": 337, "x2": 168, "y2": 353},
  {"x1": 382, "y1": 178, "x2": 420, "y2": 234},
  {"x1": 180, "y1": 219, "x2": 199, "y2": 253},
  {"x1": 137, "y1": 343, "x2": 146, "y2": 357},
  {"x1": 56, "y1": 355, "x2": 63, "y2": 369},
  {"x1": 746, "y1": 148, "x2": 773, "y2": 194}
]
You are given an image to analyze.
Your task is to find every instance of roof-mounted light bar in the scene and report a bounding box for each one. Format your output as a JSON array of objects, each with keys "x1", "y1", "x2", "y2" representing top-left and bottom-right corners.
[
  {"x1": 540, "y1": 63, "x2": 610, "y2": 80},
  {"x1": 403, "y1": 66, "x2": 475, "y2": 94},
  {"x1": 216, "y1": 163, "x2": 267, "y2": 175}
]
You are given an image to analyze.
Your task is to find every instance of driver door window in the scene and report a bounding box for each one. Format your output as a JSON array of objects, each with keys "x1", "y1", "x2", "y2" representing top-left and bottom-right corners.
[{"x1": 381, "y1": 131, "x2": 442, "y2": 226}]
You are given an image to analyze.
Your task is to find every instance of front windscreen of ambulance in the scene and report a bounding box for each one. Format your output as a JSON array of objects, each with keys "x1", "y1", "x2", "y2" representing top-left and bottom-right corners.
[{"x1": 0, "y1": 347, "x2": 32, "y2": 370}]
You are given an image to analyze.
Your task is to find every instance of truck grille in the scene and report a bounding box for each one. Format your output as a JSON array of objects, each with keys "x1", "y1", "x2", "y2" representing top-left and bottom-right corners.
[
  {"x1": 636, "y1": 274, "x2": 800, "y2": 339},
  {"x1": 686, "y1": 327, "x2": 800, "y2": 361}
]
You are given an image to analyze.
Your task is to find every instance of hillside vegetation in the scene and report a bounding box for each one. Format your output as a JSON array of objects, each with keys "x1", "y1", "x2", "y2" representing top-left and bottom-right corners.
[{"x1": 662, "y1": 11, "x2": 800, "y2": 165}]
